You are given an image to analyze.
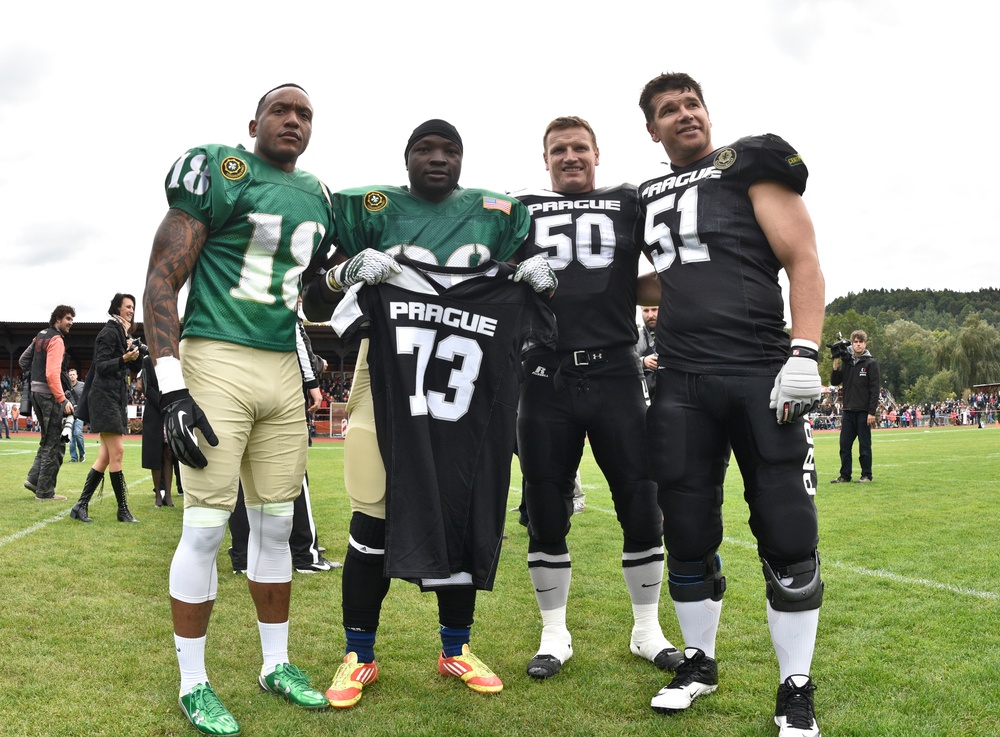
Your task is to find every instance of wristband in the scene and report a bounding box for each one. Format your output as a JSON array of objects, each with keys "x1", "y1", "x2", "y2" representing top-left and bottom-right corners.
[
  {"x1": 325, "y1": 267, "x2": 344, "y2": 293},
  {"x1": 154, "y1": 356, "x2": 186, "y2": 395},
  {"x1": 789, "y1": 339, "x2": 819, "y2": 361}
]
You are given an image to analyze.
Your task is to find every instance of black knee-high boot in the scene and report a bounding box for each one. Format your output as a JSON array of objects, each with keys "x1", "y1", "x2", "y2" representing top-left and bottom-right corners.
[
  {"x1": 110, "y1": 470, "x2": 139, "y2": 523},
  {"x1": 70, "y1": 469, "x2": 104, "y2": 523}
]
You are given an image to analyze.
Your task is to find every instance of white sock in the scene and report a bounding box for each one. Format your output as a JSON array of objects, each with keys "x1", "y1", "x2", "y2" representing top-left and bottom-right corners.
[
  {"x1": 175, "y1": 634, "x2": 208, "y2": 695},
  {"x1": 630, "y1": 602, "x2": 674, "y2": 659},
  {"x1": 674, "y1": 598, "x2": 723, "y2": 659},
  {"x1": 259, "y1": 620, "x2": 290, "y2": 674},
  {"x1": 767, "y1": 604, "x2": 819, "y2": 680}
]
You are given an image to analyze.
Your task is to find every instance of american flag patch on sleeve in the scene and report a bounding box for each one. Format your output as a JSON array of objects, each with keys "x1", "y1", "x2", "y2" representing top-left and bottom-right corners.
[{"x1": 482, "y1": 196, "x2": 512, "y2": 214}]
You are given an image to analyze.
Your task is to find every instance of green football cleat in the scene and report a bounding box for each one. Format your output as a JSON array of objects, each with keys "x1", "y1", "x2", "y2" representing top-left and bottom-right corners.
[
  {"x1": 178, "y1": 683, "x2": 240, "y2": 736},
  {"x1": 259, "y1": 663, "x2": 329, "y2": 709}
]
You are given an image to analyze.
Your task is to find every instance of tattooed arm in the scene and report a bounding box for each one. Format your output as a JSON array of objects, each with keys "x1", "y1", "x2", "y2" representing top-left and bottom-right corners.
[
  {"x1": 142, "y1": 209, "x2": 208, "y2": 363},
  {"x1": 142, "y1": 208, "x2": 218, "y2": 467}
]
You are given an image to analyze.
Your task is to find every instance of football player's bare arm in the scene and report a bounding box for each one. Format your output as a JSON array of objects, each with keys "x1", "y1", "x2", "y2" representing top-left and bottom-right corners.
[
  {"x1": 637, "y1": 271, "x2": 661, "y2": 306},
  {"x1": 301, "y1": 248, "x2": 350, "y2": 323},
  {"x1": 143, "y1": 208, "x2": 208, "y2": 362},
  {"x1": 749, "y1": 181, "x2": 825, "y2": 345}
]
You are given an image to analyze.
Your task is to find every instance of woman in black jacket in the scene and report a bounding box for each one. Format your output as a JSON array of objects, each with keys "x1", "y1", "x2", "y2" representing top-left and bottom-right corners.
[{"x1": 71, "y1": 293, "x2": 141, "y2": 523}]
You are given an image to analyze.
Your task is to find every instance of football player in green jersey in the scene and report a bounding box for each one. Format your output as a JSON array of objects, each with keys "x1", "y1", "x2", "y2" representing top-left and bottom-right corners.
[
  {"x1": 143, "y1": 84, "x2": 334, "y2": 736},
  {"x1": 301, "y1": 119, "x2": 555, "y2": 708}
]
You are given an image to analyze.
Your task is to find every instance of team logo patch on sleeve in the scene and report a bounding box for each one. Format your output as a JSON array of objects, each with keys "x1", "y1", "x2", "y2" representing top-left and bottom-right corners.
[
  {"x1": 785, "y1": 154, "x2": 804, "y2": 166},
  {"x1": 364, "y1": 191, "x2": 389, "y2": 212},
  {"x1": 220, "y1": 156, "x2": 248, "y2": 181},
  {"x1": 713, "y1": 148, "x2": 737, "y2": 170},
  {"x1": 482, "y1": 196, "x2": 512, "y2": 214}
]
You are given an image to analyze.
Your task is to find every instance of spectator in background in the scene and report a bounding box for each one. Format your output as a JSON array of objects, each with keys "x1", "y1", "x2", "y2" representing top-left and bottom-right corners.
[
  {"x1": 830, "y1": 330, "x2": 880, "y2": 483},
  {"x1": 71, "y1": 293, "x2": 141, "y2": 522},
  {"x1": 21, "y1": 305, "x2": 76, "y2": 501},
  {"x1": 67, "y1": 368, "x2": 86, "y2": 462},
  {"x1": 636, "y1": 305, "x2": 658, "y2": 398},
  {"x1": 0, "y1": 394, "x2": 10, "y2": 438},
  {"x1": 136, "y1": 356, "x2": 177, "y2": 507}
]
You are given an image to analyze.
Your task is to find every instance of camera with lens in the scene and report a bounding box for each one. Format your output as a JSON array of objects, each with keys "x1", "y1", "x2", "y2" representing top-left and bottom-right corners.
[
  {"x1": 826, "y1": 332, "x2": 851, "y2": 360},
  {"x1": 61, "y1": 413, "x2": 74, "y2": 443},
  {"x1": 131, "y1": 337, "x2": 150, "y2": 358}
]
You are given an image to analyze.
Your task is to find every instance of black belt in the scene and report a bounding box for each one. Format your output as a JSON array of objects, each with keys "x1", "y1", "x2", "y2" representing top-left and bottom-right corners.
[{"x1": 570, "y1": 349, "x2": 608, "y2": 366}]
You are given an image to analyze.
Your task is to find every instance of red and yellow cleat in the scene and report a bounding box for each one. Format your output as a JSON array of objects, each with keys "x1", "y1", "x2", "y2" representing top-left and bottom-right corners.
[
  {"x1": 325, "y1": 652, "x2": 379, "y2": 708},
  {"x1": 437, "y1": 644, "x2": 503, "y2": 694}
]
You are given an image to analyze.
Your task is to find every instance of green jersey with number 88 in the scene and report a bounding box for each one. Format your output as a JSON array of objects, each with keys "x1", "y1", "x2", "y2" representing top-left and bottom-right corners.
[
  {"x1": 165, "y1": 143, "x2": 336, "y2": 351},
  {"x1": 333, "y1": 185, "x2": 528, "y2": 266}
]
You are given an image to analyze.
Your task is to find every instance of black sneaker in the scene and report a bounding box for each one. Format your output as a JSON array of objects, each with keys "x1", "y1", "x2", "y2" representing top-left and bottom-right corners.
[
  {"x1": 774, "y1": 674, "x2": 819, "y2": 736},
  {"x1": 295, "y1": 556, "x2": 341, "y2": 573},
  {"x1": 829, "y1": 477, "x2": 850, "y2": 484},
  {"x1": 855, "y1": 476, "x2": 872, "y2": 483},
  {"x1": 650, "y1": 647, "x2": 718, "y2": 714}
]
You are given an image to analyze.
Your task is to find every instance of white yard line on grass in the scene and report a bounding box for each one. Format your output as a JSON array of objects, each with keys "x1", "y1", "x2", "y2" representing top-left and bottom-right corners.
[
  {"x1": 723, "y1": 536, "x2": 998, "y2": 601},
  {"x1": 2, "y1": 474, "x2": 152, "y2": 549}
]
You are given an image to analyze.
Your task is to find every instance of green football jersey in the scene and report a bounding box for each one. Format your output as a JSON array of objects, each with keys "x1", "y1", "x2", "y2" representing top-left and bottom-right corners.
[
  {"x1": 332, "y1": 185, "x2": 528, "y2": 265},
  {"x1": 166, "y1": 144, "x2": 335, "y2": 351}
]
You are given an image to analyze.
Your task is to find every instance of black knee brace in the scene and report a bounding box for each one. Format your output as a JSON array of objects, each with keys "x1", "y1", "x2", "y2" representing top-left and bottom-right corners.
[
  {"x1": 346, "y1": 512, "x2": 386, "y2": 565},
  {"x1": 761, "y1": 551, "x2": 824, "y2": 612},
  {"x1": 667, "y1": 552, "x2": 726, "y2": 602}
]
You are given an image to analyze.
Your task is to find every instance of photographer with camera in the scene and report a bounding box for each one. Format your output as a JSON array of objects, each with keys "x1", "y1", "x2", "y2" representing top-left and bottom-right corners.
[
  {"x1": 829, "y1": 330, "x2": 880, "y2": 483},
  {"x1": 21, "y1": 305, "x2": 76, "y2": 500},
  {"x1": 71, "y1": 293, "x2": 142, "y2": 523}
]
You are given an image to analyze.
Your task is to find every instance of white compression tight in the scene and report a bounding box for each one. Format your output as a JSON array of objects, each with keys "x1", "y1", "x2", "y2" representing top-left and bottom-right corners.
[
  {"x1": 169, "y1": 507, "x2": 231, "y2": 604},
  {"x1": 245, "y1": 501, "x2": 294, "y2": 584}
]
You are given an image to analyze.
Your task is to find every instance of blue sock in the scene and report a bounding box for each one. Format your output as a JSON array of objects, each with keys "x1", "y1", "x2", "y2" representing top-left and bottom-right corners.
[
  {"x1": 345, "y1": 629, "x2": 377, "y2": 664},
  {"x1": 440, "y1": 626, "x2": 470, "y2": 658}
]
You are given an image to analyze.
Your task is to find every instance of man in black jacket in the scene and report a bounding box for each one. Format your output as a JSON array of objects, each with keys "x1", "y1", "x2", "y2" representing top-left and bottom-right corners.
[{"x1": 830, "y1": 330, "x2": 880, "y2": 483}]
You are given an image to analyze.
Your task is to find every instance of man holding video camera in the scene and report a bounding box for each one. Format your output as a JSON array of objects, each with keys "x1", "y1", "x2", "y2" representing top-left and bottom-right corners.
[{"x1": 829, "y1": 330, "x2": 880, "y2": 483}]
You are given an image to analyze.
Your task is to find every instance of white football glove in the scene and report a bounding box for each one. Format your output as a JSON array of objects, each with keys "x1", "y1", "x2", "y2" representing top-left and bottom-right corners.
[
  {"x1": 512, "y1": 255, "x2": 558, "y2": 294},
  {"x1": 769, "y1": 341, "x2": 822, "y2": 424},
  {"x1": 326, "y1": 249, "x2": 402, "y2": 292}
]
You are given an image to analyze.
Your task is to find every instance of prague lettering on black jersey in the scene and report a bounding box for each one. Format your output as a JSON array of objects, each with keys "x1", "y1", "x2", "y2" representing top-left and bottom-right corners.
[
  {"x1": 331, "y1": 258, "x2": 557, "y2": 590},
  {"x1": 514, "y1": 184, "x2": 643, "y2": 350},
  {"x1": 638, "y1": 135, "x2": 808, "y2": 375}
]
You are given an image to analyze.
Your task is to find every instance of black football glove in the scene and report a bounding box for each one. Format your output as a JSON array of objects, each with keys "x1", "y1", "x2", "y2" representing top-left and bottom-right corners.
[{"x1": 161, "y1": 389, "x2": 219, "y2": 468}]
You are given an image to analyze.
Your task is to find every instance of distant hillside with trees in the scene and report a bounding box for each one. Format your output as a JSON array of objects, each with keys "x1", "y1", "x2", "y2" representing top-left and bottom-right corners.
[{"x1": 821, "y1": 288, "x2": 1000, "y2": 404}]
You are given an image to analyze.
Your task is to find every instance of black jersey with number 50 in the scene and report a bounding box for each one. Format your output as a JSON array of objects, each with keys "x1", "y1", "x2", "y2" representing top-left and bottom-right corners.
[
  {"x1": 331, "y1": 258, "x2": 557, "y2": 589},
  {"x1": 638, "y1": 135, "x2": 808, "y2": 376},
  {"x1": 514, "y1": 184, "x2": 642, "y2": 351}
]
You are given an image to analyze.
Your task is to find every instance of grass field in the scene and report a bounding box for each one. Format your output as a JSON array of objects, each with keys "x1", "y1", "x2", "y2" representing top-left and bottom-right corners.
[{"x1": 2, "y1": 425, "x2": 998, "y2": 737}]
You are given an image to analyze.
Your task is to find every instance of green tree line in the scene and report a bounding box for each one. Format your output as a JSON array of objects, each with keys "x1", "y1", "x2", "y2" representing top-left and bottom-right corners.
[{"x1": 820, "y1": 289, "x2": 1000, "y2": 404}]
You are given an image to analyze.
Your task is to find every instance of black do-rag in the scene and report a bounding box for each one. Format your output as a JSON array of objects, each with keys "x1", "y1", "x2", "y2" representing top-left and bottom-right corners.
[{"x1": 404, "y1": 119, "x2": 463, "y2": 161}]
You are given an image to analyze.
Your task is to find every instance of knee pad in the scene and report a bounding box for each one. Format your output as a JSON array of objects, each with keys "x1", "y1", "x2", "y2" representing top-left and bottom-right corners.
[
  {"x1": 346, "y1": 513, "x2": 386, "y2": 565},
  {"x1": 762, "y1": 551, "x2": 824, "y2": 612},
  {"x1": 246, "y1": 502, "x2": 294, "y2": 583},
  {"x1": 170, "y1": 521, "x2": 227, "y2": 603},
  {"x1": 524, "y1": 481, "x2": 571, "y2": 544},
  {"x1": 667, "y1": 552, "x2": 726, "y2": 602}
]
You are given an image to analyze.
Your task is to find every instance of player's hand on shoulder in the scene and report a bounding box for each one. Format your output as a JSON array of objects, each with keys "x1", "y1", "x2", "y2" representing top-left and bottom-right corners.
[
  {"x1": 326, "y1": 249, "x2": 401, "y2": 291},
  {"x1": 512, "y1": 254, "x2": 558, "y2": 295},
  {"x1": 769, "y1": 341, "x2": 822, "y2": 424}
]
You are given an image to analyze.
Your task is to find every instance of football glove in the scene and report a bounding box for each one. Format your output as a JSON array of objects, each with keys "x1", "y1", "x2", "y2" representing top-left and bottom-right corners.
[
  {"x1": 326, "y1": 249, "x2": 401, "y2": 291},
  {"x1": 769, "y1": 342, "x2": 822, "y2": 424},
  {"x1": 512, "y1": 255, "x2": 558, "y2": 294},
  {"x1": 161, "y1": 389, "x2": 219, "y2": 468}
]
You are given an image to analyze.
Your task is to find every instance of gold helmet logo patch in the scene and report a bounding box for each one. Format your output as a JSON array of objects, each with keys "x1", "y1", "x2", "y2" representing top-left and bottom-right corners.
[
  {"x1": 221, "y1": 156, "x2": 248, "y2": 181},
  {"x1": 713, "y1": 148, "x2": 737, "y2": 170},
  {"x1": 364, "y1": 191, "x2": 389, "y2": 212}
]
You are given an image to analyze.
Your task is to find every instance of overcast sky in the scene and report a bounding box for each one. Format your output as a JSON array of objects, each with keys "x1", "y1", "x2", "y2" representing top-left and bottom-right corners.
[{"x1": 3, "y1": 0, "x2": 996, "y2": 326}]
